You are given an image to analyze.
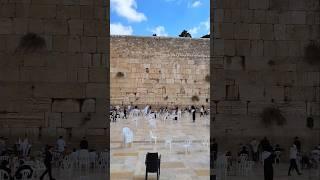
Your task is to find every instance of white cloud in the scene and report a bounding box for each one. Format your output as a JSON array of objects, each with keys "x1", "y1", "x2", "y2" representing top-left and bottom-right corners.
[
  {"x1": 110, "y1": 0, "x2": 147, "y2": 22},
  {"x1": 191, "y1": 1, "x2": 202, "y2": 7},
  {"x1": 150, "y1": 26, "x2": 168, "y2": 37},
  {"x1": 188, "y1": 18, "x2": 210, "y2": 37},
  {"x1": 110, "y1": 23, "x2": 133, "y2": 35}
]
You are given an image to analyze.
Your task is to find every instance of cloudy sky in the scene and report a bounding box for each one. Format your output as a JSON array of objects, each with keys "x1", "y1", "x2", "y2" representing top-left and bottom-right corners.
[{"x1": 110, "y1": 0, "x2": 209, "y2": 38}]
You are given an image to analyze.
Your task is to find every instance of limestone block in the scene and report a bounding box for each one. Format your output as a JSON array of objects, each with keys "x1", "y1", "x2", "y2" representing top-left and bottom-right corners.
[
  {"x1": 77, "y1": 68, "x2": 88, "y2": 82},
  {"x1": 86, "y1": 83, "x2": 107, "y2": 98},
  {"x1": 240, "y1": 10, "x2": 254, "y2": 23},
  {"x1": 0, "y1": 19, "x2": 13, "y2": 34},
  {"x1": 0, "y1": 68, "x2": 19, "y2": 81},
  {"x1": 263, "y1": 41, "x2": 276, "y2": 57},
  {"x1": 89, "y1": 68, "x2": 107, "y2": 82},
  {"x1": 250, "y1": 40, "x2": 264, "y2": 56},
  {"x1": 81, "y1": 37, "x2": 96, "y2": 53},
  {"x1": 80, "y1": 5, "x2": 94, "y2": 19},
  {"x1": 84, "y1": 20, "x2": 97, "y2": 36},
  {"x1": 265, "y1": 10, "x2": 280, "y2": 24},
  {"x1": 274, "y1": 24, "x2": 286, "y2": 40},
  {"x1": 86, "y1": 128, "x2": 105, "y2": 136},
  {"x1": 68, "y1": 36, "x2": 81, "y2": 52},
  {"x1": 53, "y1": 35, "x2": 68, "y2": 52},
  {"x1": 97, "y1": 37, "x2": 108, "y2": 53},
  {"x1": 33, "y1": 83, "x2": 86, "y2": 98},
  {"x1": 0, "y1": 83, "x2": 33, "y2": 98},
  {"x1": 29, "y1": 5, "x2": 56, "y2": 18},
  {"x1": 44, "y1": 20, "x2": 68, "y2": 35},
  {"x1": 45, "y1": 112, "x2": 61, "y2": 128},
  {"x1": 57, "y1": 5, "x2": 81, "y2": 19},
  {"x1": 213, "y1": 39, "x2": 224, "y2": 56},
  {"x1": 221, "y1": 23, "x2": 234, "y2": 39},
  {"x1": 81, "y1": 99, "x2": 95, "y2": 112},
  {"x1": 249, "y1": 0, "x2": 269, "y2": 10},
  {"x1": 0, "y1": 112, "x2": 45, "y2": 128},
  {"x1": 52, "y1": 99, "x2": 80, "y2": 112},
  {"x1": 286, "y1": 25, "x2": 309, "y2": 40},
  {"x1": 15, "y1": 4, "x2": 30, "y2": 18},
  {"x1": 68, "y1": 19, "x2": 83, "y2": 35},
  {"x1": 236, "y1": 40, "x2": 250, "y2": 56},
  {"x1": 249, "y1": 24, "x2": 260, "y2": 39},
  {"x1": 214, "y1": 9, "x2": 224, "y2": 23},
  {"x1": 0, "y1": 4, "x2": 15, "y2": 18},
  {"x1": 260, "y1": 24, "x2": 274, "y2": 40},
  {"x1": 252, "y1": 10, "x2": 266, "y2": 24},
  {"x1": 234, "y1": 23, "x2": 249, "y2": 39}
]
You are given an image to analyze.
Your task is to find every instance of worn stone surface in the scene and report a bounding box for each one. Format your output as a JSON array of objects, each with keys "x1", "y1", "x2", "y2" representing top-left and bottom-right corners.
[
  {"x1": 0, "y1": 0, "x2": 109, "y2": 141},
  {"x1": 212, "y1": 0, "x2": 320, "y2": 153}
]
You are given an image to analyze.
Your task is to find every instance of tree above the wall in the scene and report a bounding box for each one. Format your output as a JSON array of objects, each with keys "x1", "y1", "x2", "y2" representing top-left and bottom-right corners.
[{"x1": 179, "y1": 30, "x2": 192, "y2": 38}]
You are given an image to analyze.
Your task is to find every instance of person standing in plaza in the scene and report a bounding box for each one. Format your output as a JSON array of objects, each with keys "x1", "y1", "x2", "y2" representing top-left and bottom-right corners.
[
  {"x1": 56, "y1": 136, "x2": 66, "y2": 155},
  {"x1": 191, "y1": 105, "x2": 196, "y2": 123},
  {"x1": 288, "y1": 144, "x2": 302, "y2": 176},
  {"x1": 251, "y1": 138, "x2": 259, "y2": 162},
  {"x1": 40, "y1": 145, "x2": 55, "y2": 180},
  {"x1": 263, "y1": 145, "x2": 275, "y2": 180}
]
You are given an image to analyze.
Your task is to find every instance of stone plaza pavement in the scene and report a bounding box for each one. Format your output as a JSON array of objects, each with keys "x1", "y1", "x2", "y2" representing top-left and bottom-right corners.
[{"x1": 110, "y1": 114, "x2": 210, "y2": 180}]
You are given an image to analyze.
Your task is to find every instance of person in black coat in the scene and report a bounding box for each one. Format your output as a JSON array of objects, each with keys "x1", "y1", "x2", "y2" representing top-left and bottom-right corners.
[
  {"x1": 15, "y1": 160, "x2": 33, "y2": 179},
  {"x1": 263, "y1": 145, "x2": 275, "y2": 180},
  {"x1": 40, "y1": 145, "x2": 55, "y2": 180},
  {"x1": 80, "y1": 137, "x2": 89, "y2": 149},
  {"x1": 191, "y1": 106, "x2": 196, "y2": 123}
]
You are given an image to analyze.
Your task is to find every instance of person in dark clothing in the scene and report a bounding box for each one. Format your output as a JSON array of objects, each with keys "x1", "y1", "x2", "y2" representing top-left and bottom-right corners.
[
  {"x1": 293, "y1": 137, "x2": 301, "y2": 153},
  {"x1": 263, "y1": 145, "x2": 275, "y2": 180},
  {"x1": 80, "y1": 137, "x2": 88, "y2": 149},
  {"x1": 211, "y1": 138, "x2": 218, "y2": 161},
  {"x1": 15, "y1": 160, "x2": 33, "y2": 179},
  {"x1": 260, "y1": 137, "x2": 271, "y2": 151},
  {"x1": 123, "y1": 107, "x2": 127, "y2": 119},
  {"x1": 191, "y1": 106, "x2": 196, "y2": 122},
  {"x1": 0, "y1": 160, "x2": 12, "y2": 180},
  {"x1": 40, "y1": 145, "x2": 55, "y2": 180},
  {"x1": 238, "y1": 146, "x2": 249, "y2": 157}
]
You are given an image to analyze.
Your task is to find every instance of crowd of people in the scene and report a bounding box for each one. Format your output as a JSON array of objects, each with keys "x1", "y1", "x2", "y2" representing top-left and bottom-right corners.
[
  {"x1": 211, "y1": 136, "x2": 320, "y2": 180},
  {"x1": 0, "y1": 135, "x2": 108, "y2": 180},
  {"x1": 110, "y1": 104, "x2": 210, "y2": 123}
]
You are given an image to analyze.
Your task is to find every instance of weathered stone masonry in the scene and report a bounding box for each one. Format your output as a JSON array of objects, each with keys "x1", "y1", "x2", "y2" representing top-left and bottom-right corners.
[
  {"x1": 0, "y1": 0, "x2": 109, "y2": 147},
  {"x1": 110, "y1": 35, "x2": 210, "y2": 107},
  {"x1": 212, "y1": 0, "x2": 320, "y2": 153}
]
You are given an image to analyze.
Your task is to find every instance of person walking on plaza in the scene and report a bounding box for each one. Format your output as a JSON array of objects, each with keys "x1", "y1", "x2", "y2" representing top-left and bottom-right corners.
[
  {"x1": 200, "y1": 105, "x2": 204, "y2": 117},
  {"x1": 288, "y1": 144, "x2": 302, "y2": 176},
  {"x1": 294, "y1": 137, "x2": 302, "y2": 153},
  {"x1": 40, "y1": 145, "x2": 55, "y2": 180}
]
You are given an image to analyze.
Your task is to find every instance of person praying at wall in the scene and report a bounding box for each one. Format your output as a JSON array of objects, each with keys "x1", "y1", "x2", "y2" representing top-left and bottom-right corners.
[
  {"x1": 294, "y1": 137, "x2": 302, "y2": 153},
  {"x1": 191, "y1": 105, "x2": 196, "y2": 123},
  {"x1": 200, "y1": 105, "x2": 204, "y2": 117},
  {"x1": 288, "y1": 144, "x2": 302, "y2": 176},
  {"x1": 263, "y1": 145, "x2": 275, "y2": 180},
  {"x1": 250, "y1": 138, "x2": 259, "y2": 162},
  {"x1": 80, "y1": 137, "x2": 89, "y2": 150}
]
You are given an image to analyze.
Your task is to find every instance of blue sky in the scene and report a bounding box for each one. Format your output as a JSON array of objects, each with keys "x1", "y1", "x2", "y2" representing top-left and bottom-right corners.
[{"x1": 110, "y1": 0, "x2": 210, "y2": 38}]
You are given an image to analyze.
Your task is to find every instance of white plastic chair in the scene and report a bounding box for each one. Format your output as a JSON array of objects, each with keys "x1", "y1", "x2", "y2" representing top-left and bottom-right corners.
[
  {"x1": 149, "y1": 131, "x2": 157, "y2": 144},
  {"x1": 122, "y1": 127, "x2": 134, "y2": 147},
  {"x1": 201, "y1": 137, "x2": 209, "y2": 151},
  {"x1": 183, "y1": 138, "x2": 192, "y2": 154},
  {"x1": 148, "y1": 119, "x2": 157, "y2": 129},
  {"x1": 164, "y1": 136, "x2": 173, "y2": 152},
  {"x1": 78, "y1": 149, "x2": 90, "y2": 170}
]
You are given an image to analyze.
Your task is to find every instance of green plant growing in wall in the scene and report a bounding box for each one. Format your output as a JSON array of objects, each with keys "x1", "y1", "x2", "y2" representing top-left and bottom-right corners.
[
  {"x1": 260, "y1": 106, "x2": 286, "y2": 126},
  {"x1": 268, "y1": 60, "x2": 275, "y2": 66},
  {"x1": 164, "y1": 96, "x2": 168, "y2": 100},
  {"x1": 17, "y1": 33, "x2": 46, "y2": 53},
  {"x1": 191, "y1": 95, "x2": 199, "y2": 102},
  {"x1": 116, "y1": 72, "x2": 125, "y2": 78}
]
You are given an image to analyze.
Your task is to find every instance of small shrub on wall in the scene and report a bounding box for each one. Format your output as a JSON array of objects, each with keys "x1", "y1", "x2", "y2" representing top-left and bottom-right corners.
[
  {"x1": 304, "y1": 41, "x2": 320, "y2": 65},
  {"x1": 191, "y1": 95, "x2": 199, "y2": 102},
  {"x1": 205, "y1": 74, "x2": 210, "y2": 82},
  {"x1": 116, "y1": 72, "x2": 125, "y2": 78},
  {"x1": 16, "y1": 33, "x2": 46, "y2": 53},
  {"x1": 260, "y1": 106, "x2": 286, "y2": 126}
]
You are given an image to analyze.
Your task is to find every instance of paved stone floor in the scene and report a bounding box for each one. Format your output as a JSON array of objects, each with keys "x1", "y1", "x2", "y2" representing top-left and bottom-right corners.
[{"x1": 110, "y1": 114, "x2": 210, "y2": 180}]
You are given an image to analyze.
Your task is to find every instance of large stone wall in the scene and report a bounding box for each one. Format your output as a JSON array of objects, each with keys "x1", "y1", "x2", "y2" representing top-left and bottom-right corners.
[
  {"x1": 0, "y1": 0, "x2": 109, "y2": 148},
  {"x1": 110, "y1": 35, "x2": 210, "y2": 107},
  {"x1": 212, "y1": 0, "x2": 320, "y2": 154}
]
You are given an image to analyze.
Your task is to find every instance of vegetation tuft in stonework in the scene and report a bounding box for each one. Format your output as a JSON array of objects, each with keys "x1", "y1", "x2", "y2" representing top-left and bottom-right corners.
[
  {"x1": 191, "y1": 95, "x2": 199, "y2": 102},
  {"x1": 116, "y1": 72, "x2": 125, "y2": 78},
  {"x1": 260, "y1": 106, "x2": 286, "y2": 126},
  {"x1": 17, "y1": 33, "x2": 46, "y2": 53},
  {"x1": 205, "y1": 74, "x2": 210, "y2": 82}
]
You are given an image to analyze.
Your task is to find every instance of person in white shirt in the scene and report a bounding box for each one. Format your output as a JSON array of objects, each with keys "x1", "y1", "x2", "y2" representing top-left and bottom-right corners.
[
  {"x1": 288, "y1": 144, "x2": 302, "y2": 176},
  {"x1": 56, "y1": 136, "x2": 66, "y2": 153},
  {"x1": 21, "y1": 135, "x2": 31, "y2": 157}
]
